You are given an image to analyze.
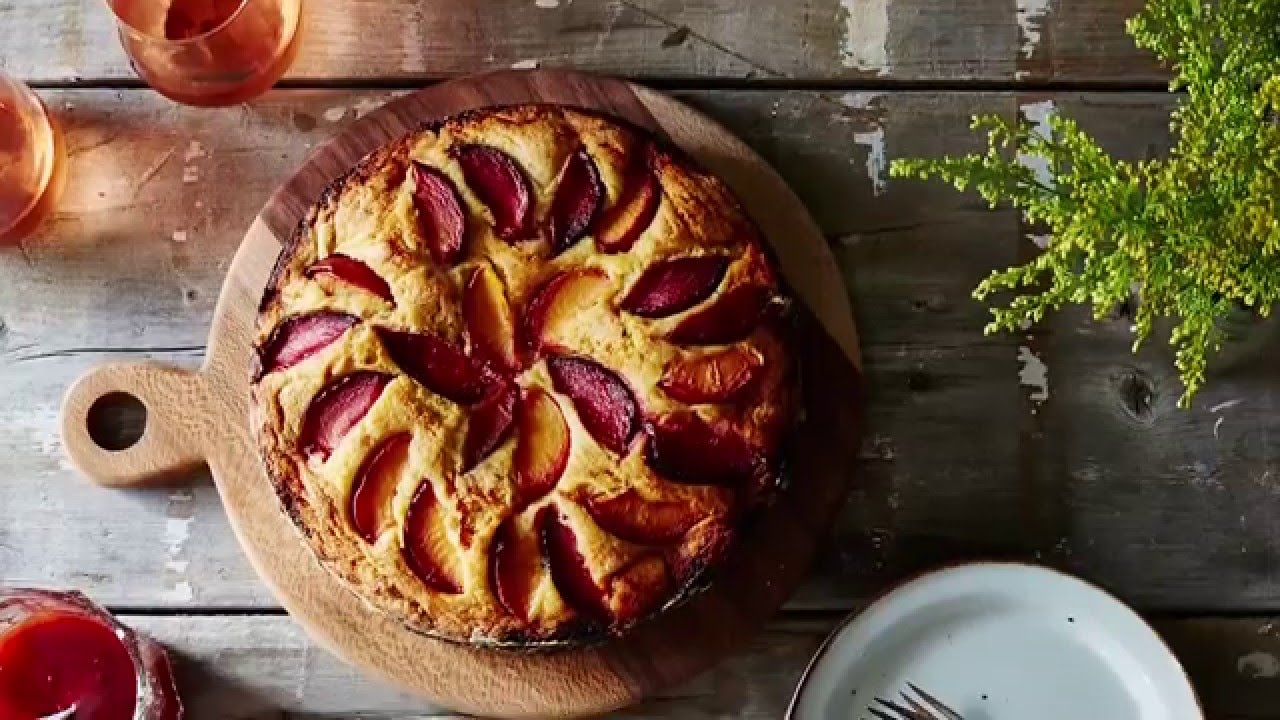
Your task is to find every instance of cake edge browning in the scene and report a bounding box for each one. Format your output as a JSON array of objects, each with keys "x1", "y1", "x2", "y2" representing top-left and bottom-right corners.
[{"x1": 252, "y1": 104, "x2": 796, "y2": 649}]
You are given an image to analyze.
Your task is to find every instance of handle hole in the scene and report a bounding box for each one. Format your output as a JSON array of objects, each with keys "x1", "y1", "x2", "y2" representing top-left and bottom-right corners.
[{"x1": 87, "y1": 392, "x2": 147, "y2": 451}]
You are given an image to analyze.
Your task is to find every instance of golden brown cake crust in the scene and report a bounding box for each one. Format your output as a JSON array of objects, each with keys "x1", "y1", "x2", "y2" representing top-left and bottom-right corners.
[{"x1": 252, "y1": 104, "x2": 794, "y2": 646}]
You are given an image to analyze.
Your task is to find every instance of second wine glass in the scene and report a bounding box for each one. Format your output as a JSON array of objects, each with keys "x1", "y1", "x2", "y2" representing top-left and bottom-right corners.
[{"x1": 106, "y1": 0, "x2": 303, "y2": 107}]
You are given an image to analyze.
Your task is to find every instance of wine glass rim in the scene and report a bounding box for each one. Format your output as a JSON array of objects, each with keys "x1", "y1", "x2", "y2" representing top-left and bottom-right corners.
[{"x1": 103, "y1": 0, "x2": 252, "y2": 46}]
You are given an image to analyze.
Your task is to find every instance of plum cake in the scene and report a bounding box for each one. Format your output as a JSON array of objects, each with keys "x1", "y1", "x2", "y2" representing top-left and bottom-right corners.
[{"x1": 251, "y1": 104, "x2": 794, "y2": 645}]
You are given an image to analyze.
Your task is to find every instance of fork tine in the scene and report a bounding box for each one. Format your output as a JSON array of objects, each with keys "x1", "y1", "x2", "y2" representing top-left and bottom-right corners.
[
  {"x1": 876, "y1": 696, "x2": 928, "y2": 719},
  {"x1": 867, "y1": 708, "x2": 899, "y2": 720},
  {"x1": 900, "y1": 691, "x2": 930, "y2": 715},
  {"x1": 906, "y1": 682, "x2": 964, "y2": 720}
]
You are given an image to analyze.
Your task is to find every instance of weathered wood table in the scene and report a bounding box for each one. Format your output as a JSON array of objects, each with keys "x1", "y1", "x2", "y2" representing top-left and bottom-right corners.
[{"x1": 3, "y1": 1, "x2": 1279, "y2": 717}]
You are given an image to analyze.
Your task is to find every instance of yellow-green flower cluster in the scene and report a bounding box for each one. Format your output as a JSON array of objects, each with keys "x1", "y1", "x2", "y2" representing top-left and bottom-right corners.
[{"x1": 891, "y1": 0, "x2": 1280, "y2": 406}]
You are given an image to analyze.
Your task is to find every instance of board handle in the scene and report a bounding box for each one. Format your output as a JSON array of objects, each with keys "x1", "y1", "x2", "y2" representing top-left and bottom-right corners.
[{"x1": 60, "y1": 362, "x2": 212, "y2": 488}]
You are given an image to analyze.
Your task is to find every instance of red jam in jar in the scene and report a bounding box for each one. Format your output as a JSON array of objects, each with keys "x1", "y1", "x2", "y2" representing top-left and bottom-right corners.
[{"x1": 0, "y1": 589, "x2": 181, "y2": 720}]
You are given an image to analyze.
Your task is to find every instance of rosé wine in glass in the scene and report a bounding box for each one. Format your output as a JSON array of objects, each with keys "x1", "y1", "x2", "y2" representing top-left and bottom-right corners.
[
  {"x1": 106, "y1": 0, "x2": 302, "y2": 107},
  {"x1": 0, "y1": 74, "x2": 63, "y2": 244}
]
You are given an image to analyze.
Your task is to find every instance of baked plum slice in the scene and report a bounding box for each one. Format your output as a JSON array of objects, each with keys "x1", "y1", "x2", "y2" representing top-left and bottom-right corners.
[
  {"x1": 410, "y1": 161, "x2": 467, "y2": 266},
  {"x1": 596, "y1": 168, "x2": 660, "y2": 254},
  {"x1": 403, "y1": 481, "x2": 463, "y2": 594},
  {"x1": 377, "y1": 328, "x2": 491, "y2": 405},
  {"x1": 349, "y1": 433, "x2": 411, "y2": 544},
  {"x1": 298, "y1": 372, "x2": 393, "y2": 461},
  {"x1": 541, "y1": 509, "x2": 612, "y2": 622},
  {"x1": 257, "y1": 311, "x2": 357, "y2": 377},
  {"x1": 546, "y1": 355, "x2": 640, "y2": 456},
  {"x1": 659, "y1": 345, "x2": 763, "y2": 403},
  {"x1": 454, "y1": 144, "x2": 533, "y2": 242},
  {"x1": 464, "y1": 263, "x2": 520, "y2": 372},
  {"x1": 620, "y1": 256, "x2": 728, "y2": 319},
  {"x1": 306, "y1": 255, "x2": 393, "y2": 303},
  {"x1": 645, "y1": 413, "x2": 767, "y2": 487},
  {"x1": 547, "y1": 148, "x2": 604, "y2": 255},
  {"x1": 583, "y1": 490, "x2": 703, "y2": 545},
  {"x1": 462, "y1": 382, "x2": 518, "y2": 472},
  {"x1": 490, "y1": 515, "x2": 541, "y2": 621},
  {"x1": 513, "y1": 386, "x2": 570, "y2": 509},
  {"x1": 668, "y1": 285, "x2": 771, "y2": 345},
  {"x1": 522, "y1": 268, "x2": 611, "y2": 355}
]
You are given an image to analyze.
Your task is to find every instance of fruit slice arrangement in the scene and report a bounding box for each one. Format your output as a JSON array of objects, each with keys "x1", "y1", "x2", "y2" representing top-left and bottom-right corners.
[{"x1": 253, "y1": 105, "x2": 792, "y2": 644}]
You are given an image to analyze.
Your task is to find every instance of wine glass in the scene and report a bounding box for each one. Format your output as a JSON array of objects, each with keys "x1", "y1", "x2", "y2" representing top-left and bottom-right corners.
[
  {"x1": 105, "y1": 0, "x2": 303, "y2": 107},
  {"x1": 0, "y1": 73, "x2": 63, "y2": 244}
]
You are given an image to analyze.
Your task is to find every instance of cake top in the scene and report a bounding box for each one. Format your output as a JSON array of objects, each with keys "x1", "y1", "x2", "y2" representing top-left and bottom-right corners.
[{"x1": 252, "y1": 104, "x2": 793, "y2": 645}]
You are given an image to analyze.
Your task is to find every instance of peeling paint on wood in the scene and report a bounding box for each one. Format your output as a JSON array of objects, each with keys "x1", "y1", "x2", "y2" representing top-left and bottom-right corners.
[
  {"x1": 1017, "y1": 99, "x2": 1056, "y2": 188},
  {"x1": 1238, "y1": 651, "x2": 1280, "y2": 679},
  {"x1": 840, "y1": 92, "x2": 888, "y2": 196},
  {"x1": 1016, "y1": 0, "x2": 1050, "y2": 60},
  {"x1": 1017, "y1": 345, "x2": 1050, "y2": 405},
  {"x1": 838, "y1": 0, "x2": 889, "y2": 75}
]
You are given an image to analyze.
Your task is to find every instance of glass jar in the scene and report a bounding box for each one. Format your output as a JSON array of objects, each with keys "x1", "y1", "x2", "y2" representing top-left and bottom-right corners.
[{"x1": 0, "y1": 588, "x2": 182, "y2": 720}]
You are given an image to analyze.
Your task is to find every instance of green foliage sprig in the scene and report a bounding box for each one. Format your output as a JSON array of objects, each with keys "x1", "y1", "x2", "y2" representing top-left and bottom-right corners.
[{"x1": 890, "y1": 0, "x2": 1280, "y2": 406}]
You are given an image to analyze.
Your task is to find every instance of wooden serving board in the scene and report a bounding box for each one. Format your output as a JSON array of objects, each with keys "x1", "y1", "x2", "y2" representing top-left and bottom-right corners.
[{"x1": 59, "y1": 70, "x2": 863, "y2": 718}]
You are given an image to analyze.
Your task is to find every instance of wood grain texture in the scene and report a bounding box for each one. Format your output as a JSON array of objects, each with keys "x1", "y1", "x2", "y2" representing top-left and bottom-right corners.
[
  {"x1": 123, "y1": 612, "x2": 1280, "y2": 719},
  {"x1": 62, "y1": 362, "x2": 210, "y2": 487},
  {"x1": 50, "y1": 72, "x2": 861, "y2": 717},
  {"x1": 6, "y1": 88, "x2": 1276, "y2": 616},
  {"x1": 0, "y1": 0, "x2": 1163, "y2": 85}
]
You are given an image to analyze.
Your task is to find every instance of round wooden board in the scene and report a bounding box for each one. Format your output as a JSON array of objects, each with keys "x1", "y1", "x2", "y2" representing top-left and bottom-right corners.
[{"x1": 60, "y1": 70, "x2": 864, "y2": 718}]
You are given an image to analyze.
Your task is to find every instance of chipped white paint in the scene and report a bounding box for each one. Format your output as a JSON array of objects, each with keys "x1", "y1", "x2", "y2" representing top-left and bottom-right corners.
[
  {"x1": 1017, "y1": 100, "x2": 1056, "y2": 188},
  {"x1": 182, "y1": 166, "x2": 199, "y2": 184},
  {"x1": 182, "y1": 140, "x2": 205, "y2": 163},
  {"x1": 162, "y1": 489, "x2": 195, "y2": 604},
  {"x1": 1238, "y1": 651, "x2": 1280, "y2": 679},
  {"x1": 1018, "y1": 100, "x2": 1056, "y2": 248},
  {"x1": 854, "y1": 127, "x2": 887, "y2": 196},
  {"x1": 839, "y1": 91, "x2": 883, "y2": 113},
  {"x1": 161, "y1": 580, "x2": 194, "y2": 603},
  {"x1": 838, "y1": 0, "x2": 889, "y2": 75},
  {"x1": 1210, "y1": 398, "x2": 1244, "y2": 414},
  {"x1": 164, "y1": 516, "x2": 192, "y2": 556},
  {"x1": 1017, "y1": 345, "x2": 1050, "y2": 405},
  {"x1": 840, "y1": 92, "x2": 888, "y2": 196},
  {"x1": 352, "y1": 97, "x2": 383, "y2": 118},
  {"x1": 323, "y1": 106, "x2": 347, "y2": 123},
  {"x1": 1016, "y1": 0, "x2": 1050, "y2": 60},
  {"x1": 510, "y1": 58, "x2": 541, "y2": 70},
  {"x1": 171, "y1": 230, "x2": 187, "y2": 243},
  {"x1": 534, "y1": 0, "x2": 560, "y2": 7}
]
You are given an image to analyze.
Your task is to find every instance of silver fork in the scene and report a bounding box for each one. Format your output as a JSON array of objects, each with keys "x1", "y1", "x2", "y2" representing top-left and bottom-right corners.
[{"x1": 867, "y1": 682, "x2": 964, "y2": 720}]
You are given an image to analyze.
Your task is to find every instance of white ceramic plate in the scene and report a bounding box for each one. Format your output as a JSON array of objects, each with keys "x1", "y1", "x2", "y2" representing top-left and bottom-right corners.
[{"x1": 788, "y1": 563, "x2": 1201, "y2": 720}]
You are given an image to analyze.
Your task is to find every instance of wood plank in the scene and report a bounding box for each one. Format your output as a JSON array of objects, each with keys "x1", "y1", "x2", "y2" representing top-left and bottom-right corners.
[
  {"x1": 125, "y1": 612, "x2": 1280, "y2": 718},
  {"x1": 0, "y1": 0, "x2": 1163, "y2": 85},
  {"x1": 3, "y1": 89, "x2": 1278, "y2": 616}
]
